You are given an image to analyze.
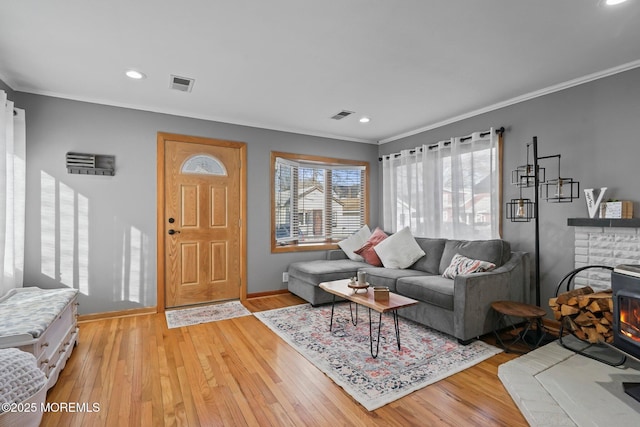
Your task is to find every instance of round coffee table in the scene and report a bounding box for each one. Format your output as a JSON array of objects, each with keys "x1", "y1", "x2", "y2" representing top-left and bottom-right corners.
[{"x1": 491, "y1": 300, "x2": 547, "y2": 352}]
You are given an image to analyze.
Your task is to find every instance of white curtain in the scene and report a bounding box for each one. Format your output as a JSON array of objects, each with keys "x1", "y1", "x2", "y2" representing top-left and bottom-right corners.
[
  {"x1": 0, "y1": 90, "x2": 26, "y2": 295},
  {"x1": 382, "y1": 128, "x2": 499, "y2": 240}
]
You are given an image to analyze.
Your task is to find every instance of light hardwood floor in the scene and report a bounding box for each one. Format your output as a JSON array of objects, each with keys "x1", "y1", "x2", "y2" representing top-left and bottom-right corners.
[{"x1": 42, "y1": 294, "x2": 528, "y2": 426}]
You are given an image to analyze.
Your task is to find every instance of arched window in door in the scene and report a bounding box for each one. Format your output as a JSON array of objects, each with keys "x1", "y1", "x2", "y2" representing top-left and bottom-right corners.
[{"x1": 181, "y1": 154, "x2": 227, "y2": 176}]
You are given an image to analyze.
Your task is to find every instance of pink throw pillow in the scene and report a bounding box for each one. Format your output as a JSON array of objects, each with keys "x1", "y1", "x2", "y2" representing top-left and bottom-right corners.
[{"x1": 354, "y1": 228, "x2": 388, "y2": 266}]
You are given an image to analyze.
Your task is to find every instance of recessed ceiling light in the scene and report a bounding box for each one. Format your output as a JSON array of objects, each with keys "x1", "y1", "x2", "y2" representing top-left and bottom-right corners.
[
  {"x1": 125, "y1": 70, "x2": 146, "y2": 79},
  {"x1": 359, "y1": 117, "x2": 371, "y2": 123},
  {"x1": 604, "y1": 0, "x2": 628, "y2": 5}
]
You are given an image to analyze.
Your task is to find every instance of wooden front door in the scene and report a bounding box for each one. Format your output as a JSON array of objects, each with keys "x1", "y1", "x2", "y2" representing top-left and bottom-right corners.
[{"x1": 158, "y1": 133, "x2": 246, "y2": 309}]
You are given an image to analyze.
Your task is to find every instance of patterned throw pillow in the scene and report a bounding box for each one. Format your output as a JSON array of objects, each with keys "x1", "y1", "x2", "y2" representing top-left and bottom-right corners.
[{"x1": 442, "y1": 253, "x2": 496, "y2": 279}]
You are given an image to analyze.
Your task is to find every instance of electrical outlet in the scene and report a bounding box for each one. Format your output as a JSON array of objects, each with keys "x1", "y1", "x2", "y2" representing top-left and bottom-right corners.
[{"x1": 282, "y1": 272, "x2": 289, "y2": 282}]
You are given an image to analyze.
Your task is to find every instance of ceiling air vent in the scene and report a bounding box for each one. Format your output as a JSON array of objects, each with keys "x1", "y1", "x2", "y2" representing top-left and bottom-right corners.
[
  {"x1": 170, "y1": 75, "x2": 195, "y2": 92},
  {"x1": 330, "y1": 110, "x2": 354, "y2": 120}
]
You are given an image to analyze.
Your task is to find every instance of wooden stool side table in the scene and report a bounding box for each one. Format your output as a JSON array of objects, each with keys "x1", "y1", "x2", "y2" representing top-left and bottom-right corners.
[{"x1": 491, "y1": 300, "x2": 547, "y2": 353}]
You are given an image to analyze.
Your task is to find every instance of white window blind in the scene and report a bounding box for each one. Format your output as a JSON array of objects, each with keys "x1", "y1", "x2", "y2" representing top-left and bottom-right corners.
[{"x1": 274, "y1": 157, "x2": 366, "y2": 244}]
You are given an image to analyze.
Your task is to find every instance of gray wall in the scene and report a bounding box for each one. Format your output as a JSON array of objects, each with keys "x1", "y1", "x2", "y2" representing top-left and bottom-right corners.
[
  {"x1": 8, "y1": 65, "x2": 640, "y2": 316},
  {"x1": 0, "y1": 80, "x2": 14, "y2": 96},
  {"x1": 379, "y1": 66, "x2": 640, "y2": 312},
  {"x1": 14, "y1": 93, "x2": 379, "y2": 314}
]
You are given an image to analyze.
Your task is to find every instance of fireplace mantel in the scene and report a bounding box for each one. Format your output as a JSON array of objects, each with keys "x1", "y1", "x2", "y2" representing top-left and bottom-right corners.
[{"x1": 567, "y1": 218, "x2": 640, "y2": 228}]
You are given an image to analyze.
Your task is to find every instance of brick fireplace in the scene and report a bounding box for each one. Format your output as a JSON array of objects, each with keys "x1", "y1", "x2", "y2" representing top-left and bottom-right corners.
[{"x1": 569, "y1": 218, "x2": 640, "y2": 291}]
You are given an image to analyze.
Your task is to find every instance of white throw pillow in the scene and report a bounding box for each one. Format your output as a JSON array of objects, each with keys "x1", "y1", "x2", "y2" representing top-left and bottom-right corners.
[
  {"x1": 337, "y1": 225, "x2": 372, "y2": 261},
  {"x1": 373, "y1": 227, "x2": 425, "y2": 269}
]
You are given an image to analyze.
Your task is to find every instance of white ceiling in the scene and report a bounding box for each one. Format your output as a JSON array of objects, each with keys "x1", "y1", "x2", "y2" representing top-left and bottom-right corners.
[{"x1": 1, "y1": 0, "x2": 640, "y2": 144}]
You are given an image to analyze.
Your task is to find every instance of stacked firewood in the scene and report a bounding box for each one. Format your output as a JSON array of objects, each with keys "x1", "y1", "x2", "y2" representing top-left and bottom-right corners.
[{"x1": 549, "y1": 286, "x2": 614, "y2": 344}]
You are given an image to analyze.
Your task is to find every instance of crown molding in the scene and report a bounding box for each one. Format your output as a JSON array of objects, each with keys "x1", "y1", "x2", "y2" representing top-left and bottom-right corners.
[
  {"x1": 13, "y1": 89, "x2": 378, "y2": 145},
  {"x1": 9, "y1": 58, "x2": 640, "y2": 146},
  {"x1": 379, "y1": 59, "x2": 640, "y2": 144}
]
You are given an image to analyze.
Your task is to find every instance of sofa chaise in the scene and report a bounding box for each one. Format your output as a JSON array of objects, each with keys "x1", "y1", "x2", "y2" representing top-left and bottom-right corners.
[{"x1": 287, "y1": 236, "x2": 530, "y2": 344}]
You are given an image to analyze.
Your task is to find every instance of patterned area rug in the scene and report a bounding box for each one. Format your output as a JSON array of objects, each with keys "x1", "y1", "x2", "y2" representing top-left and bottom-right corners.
[
  {"x1": 255, "y1": 303, "x2": 502, "y2": 411},
  {"x1": 165, "y1": 301, "x2": 251, "y2": 328}
]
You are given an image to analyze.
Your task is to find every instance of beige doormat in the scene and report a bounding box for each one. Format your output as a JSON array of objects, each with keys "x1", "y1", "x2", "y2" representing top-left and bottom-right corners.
[{"x1": 165, "y1": 301, "x2": 251, "y2": 328}]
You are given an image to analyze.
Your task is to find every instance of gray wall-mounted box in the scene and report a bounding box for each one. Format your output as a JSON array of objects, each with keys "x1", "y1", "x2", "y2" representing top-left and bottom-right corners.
[{"x1": 66, "y1": 152, "x2": 115, "y2": 176}]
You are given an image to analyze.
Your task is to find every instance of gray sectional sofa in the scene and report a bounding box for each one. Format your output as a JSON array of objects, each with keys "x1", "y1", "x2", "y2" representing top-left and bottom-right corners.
[{"x1": 287, "y1": 237, "x2": 530, "y2": 344}]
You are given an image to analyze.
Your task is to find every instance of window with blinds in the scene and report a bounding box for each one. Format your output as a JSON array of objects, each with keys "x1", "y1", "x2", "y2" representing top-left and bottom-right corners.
[{"x1": 272, "y1": 152, "x2": 368, "y2": 253}]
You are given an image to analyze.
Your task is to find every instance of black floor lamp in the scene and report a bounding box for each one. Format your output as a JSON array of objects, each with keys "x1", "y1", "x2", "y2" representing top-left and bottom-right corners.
[{"x1": 506, "y1": 136, "x2": 580, "y2": 307}]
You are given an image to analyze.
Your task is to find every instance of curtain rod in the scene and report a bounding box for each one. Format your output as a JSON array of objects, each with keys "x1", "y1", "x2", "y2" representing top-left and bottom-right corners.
[{"x1": 378, "y1": 126, "x2": 504, "y2": 161}]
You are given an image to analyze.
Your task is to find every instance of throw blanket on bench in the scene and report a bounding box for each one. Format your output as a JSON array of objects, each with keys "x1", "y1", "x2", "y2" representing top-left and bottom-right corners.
[{"x1": 0, "y1": 288, "x2": 78, "y2": 339}]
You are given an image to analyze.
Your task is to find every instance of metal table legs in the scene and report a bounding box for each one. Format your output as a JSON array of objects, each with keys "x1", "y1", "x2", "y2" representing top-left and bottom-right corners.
[
  {"x1": 328, "y1": 296, "x2": 402, "y2": 359},
  {"x1": 493, "y1": 311, "x2": 546, "y2": 353},
  {"x1": 368, "y1": 309, "x2": 401, "y2": 358},
  {"x1": 329, "y1": 297, "x2": 359, "y2": 329}
]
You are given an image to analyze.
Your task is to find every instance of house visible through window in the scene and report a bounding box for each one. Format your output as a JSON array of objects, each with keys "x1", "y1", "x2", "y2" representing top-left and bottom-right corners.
[
  {"x1": 272, "y1": 152, "x2": 369, "y2": 253},
  {"x1": 381, "y1": 129, "x2": 501, "y2": 240}
]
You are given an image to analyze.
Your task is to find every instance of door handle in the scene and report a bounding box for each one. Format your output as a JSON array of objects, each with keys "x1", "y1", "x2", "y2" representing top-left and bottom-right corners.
[{"x1": 168, "y1": 229, "x2": 181, "y2": 235}]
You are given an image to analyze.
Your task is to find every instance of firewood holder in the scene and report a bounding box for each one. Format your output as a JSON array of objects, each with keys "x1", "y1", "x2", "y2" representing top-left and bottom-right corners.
[{"x1": 555, "y1": 265, "x2": 626, "y2": 367}]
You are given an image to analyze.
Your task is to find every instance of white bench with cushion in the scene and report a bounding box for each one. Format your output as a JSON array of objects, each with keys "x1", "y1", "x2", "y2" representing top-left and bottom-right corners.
[{"x1": 0, "y1": 287, "x2": 79, "y2": 389}]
